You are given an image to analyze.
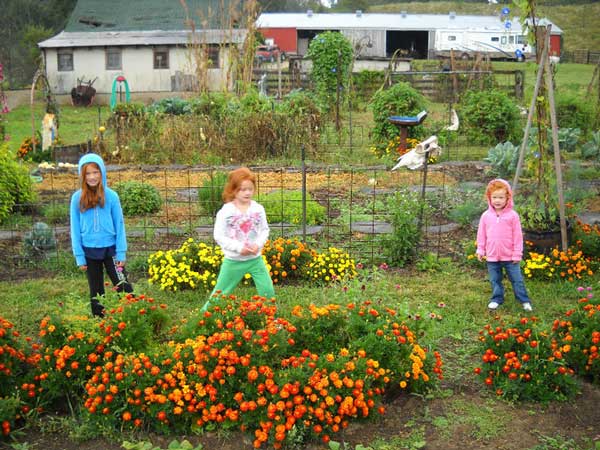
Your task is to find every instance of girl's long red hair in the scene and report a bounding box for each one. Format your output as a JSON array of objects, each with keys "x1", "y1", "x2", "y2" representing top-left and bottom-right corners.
[
  {"x1": 79, "y1": 162, "x2": 105, "y2": 211},
  {"x1": 222, "y1": 167, "x2": 256, "y2": 202}
]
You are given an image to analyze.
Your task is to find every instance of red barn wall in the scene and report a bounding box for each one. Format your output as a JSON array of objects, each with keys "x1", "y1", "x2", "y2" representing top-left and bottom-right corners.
[{"x1": 259, "y1": 28, "x2": 297, "y2": 53}]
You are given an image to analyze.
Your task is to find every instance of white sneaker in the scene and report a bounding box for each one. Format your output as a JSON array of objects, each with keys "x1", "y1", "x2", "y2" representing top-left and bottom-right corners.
[
  {"x1": 488, "y1": 301, "x2": 500, "y2": 310},
  {"x1": 522, "y1": 303, "x2": 533, "y2": 312}
]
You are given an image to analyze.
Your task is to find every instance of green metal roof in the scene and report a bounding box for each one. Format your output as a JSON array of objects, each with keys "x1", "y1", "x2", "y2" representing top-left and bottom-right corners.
[{"x1": 65, "y1": 0, "x2": 243, "y2": 32}]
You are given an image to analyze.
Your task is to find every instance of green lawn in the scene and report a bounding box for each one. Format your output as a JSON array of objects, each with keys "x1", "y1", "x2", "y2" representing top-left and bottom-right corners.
[{"x1": 4, "y1": 102, "x2": 110, "y2": 154}]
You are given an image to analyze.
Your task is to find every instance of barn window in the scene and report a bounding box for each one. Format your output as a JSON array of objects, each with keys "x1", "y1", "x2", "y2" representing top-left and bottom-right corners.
[
  {"x1": 501, "y1": 36, "x2": 507, "y2": 44},
  {"x1": 57, "y1": 49, "x2": 73, "y2": 71},
  {"x1": 153, "y1": 48, "x2": 169, "y2": 69},
  {"x1": 491, "y1": 37, "x2": 500, "y2": 42},
  {"x1": 207, "y1": 45, "x2": 220, "y2": 69},
  {"x1": 106, "y1": 48, "x2": 122, "y2": 70},
  {"x1": 517, "y1": 35, "x2": 526, "y2": 44},
  {"x1": 447, "y1": 35, "x2": 456, "y2": 41},
  {"x1": 509, "y1": 36, "x2": 515, "y2": 44}
]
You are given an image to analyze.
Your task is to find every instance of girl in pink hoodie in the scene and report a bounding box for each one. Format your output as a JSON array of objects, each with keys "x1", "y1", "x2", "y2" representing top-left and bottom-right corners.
[{"x1": 476, "y1": 179, "x2": 532, "y2": 311}]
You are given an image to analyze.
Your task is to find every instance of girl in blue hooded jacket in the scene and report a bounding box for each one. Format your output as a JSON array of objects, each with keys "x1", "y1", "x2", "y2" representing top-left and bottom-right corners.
[{"x1": 70, "y1": 153, "x2": 133, "y2": 317}]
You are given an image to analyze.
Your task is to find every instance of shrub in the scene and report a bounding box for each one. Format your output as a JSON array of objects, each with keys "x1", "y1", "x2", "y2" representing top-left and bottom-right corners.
[
  {"x1": 262, "y1": 238, "x2": 315, "y2": 284},
  {"x1": 459, "y1": 89, "x2": 521, "y2": 145},
  {"x1": 555, "y1": 93, "x2": 595, "y2": 136},
  {"x1": 370, "y1": 82, "x2": 428, "y2": 144},
  {"x1": 474, "y1": 316, "x2": 579, "y2": 401},
  {"x1": 113, "y1": 180, "x2": 162, "y2": 216},
  {"x1": 259, "y1": 190, "x2": 326, "y2": 225},
  {"x1": 198, "y1": 171, "x2": 227, "y2": 217},
  {"x1": 0, "y1": 143, "x2": 37, "y2": 224},
  {"x1": 42, "y1": 203, "x2": 69, "y2": 224}
]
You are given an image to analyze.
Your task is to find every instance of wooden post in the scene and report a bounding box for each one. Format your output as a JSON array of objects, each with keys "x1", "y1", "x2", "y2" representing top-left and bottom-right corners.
[
  {"x1": 512, "y1": 26, "x2": 551, "y2": 195},
  {"x1": 544, "y1": 48, "x2": 568, "y2": 251}
]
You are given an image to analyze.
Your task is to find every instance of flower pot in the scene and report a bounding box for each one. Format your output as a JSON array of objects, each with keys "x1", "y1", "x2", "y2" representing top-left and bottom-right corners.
[{"x1": 523, "y1": 223, "x2": 571, "y2": 254}]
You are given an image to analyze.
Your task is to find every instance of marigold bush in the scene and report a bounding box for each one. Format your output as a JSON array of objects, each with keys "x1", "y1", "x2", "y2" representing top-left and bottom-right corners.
[
  {"x1": 474, "y1": 316, "x2": 579, "y2": 402},
  {"x1": 147, "y1": 239, "x2": 223, "y2": 291},
  {"x1": 262, "y1": 238, "x2": 315, "y2": 284},
  {"x1": 523, "y1": 246, "x2": 594, "y2": 281},
  {"x1": 305, "y1": 247, "x2": 357, "y2": 283},
  {"x1": 551, "y1": 286, "x2": 600, "y2": 384},
  {"x1": 0, "y1": 292, "x2": 444, "y2": 446},
  {"x1": 148, "y1": 239, "x2": 357, "y2": 291}
]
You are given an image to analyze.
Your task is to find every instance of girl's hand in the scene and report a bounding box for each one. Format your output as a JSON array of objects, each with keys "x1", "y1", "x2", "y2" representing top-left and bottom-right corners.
[
  {"x1": 79, "y1": 265, "x2": 87, "y2": 271},
  {"x1": 477, "y1": 254, "x2": 483, "y2": 261}
]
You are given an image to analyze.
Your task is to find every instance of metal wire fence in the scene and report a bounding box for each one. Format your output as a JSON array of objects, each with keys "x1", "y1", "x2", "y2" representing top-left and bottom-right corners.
[{"x1": 1, "y1": 158, "x2": 487, "y2": 281}]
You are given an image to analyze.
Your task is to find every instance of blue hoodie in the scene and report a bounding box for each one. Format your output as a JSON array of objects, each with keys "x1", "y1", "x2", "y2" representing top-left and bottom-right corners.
[{"x1": 70, "y1": 154, "x2": 127, "y2": 266}]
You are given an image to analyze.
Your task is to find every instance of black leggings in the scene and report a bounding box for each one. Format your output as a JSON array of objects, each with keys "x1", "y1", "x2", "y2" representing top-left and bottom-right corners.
[{"x1": 85, "y1": 255, "x2": 133, "y2": 301}]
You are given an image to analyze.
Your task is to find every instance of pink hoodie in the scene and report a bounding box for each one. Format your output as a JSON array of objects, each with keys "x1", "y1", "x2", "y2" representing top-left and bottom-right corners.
[{"x1": 476, "y1": 178, "x2": 524, "y2": 262}]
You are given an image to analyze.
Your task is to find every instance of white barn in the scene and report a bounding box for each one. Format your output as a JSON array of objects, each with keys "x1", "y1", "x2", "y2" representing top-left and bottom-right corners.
[{"x1": 38, "y1": 0, "x2": 247, "y2": 99}]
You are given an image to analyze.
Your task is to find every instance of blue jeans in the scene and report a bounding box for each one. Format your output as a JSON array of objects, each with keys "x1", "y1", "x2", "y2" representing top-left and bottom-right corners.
[{"x1": 486, "y1": 261, "x2": 531, "y2": 305}]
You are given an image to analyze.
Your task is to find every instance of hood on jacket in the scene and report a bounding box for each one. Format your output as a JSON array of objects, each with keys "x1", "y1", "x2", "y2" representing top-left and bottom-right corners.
[
  {"x1": 78, "y1": 153, "x2": 107, "y2": 188},
  {"x1": 486, "y1": 178, "x2": 514, "y2": 212}
]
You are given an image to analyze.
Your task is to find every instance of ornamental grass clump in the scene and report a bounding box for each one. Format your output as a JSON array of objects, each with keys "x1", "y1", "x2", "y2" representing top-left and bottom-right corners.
[
  {"x1": 474, "y1": 316, "x2": 578, "y2": 402},
  {"x1": 147, "y1": 238, "x2": 223, "y2": 291},
  {"x1": 523, "y1": 246, "x2": 594, "y2": 281},
  {"x1": 262, "y1": 238, "x2": 315, "y2": 284},
  {"x1": 551, "y1": 287, "x2": 600, "y2": 384},
  {"x1": 305, "y1": 247, "x2": 357, "y2": 283}
]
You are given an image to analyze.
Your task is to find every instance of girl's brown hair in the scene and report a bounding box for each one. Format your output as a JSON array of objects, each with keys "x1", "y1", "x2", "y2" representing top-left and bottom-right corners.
[
  {"x1": 222, "y1": 167, "x2": 256, "y2": 202},
  {"x1": 79, "y1": 162, "x2": 105, "y2": 211},
  {"x1": 486, "y1": 180, "x2": 510, "y2": 200}
]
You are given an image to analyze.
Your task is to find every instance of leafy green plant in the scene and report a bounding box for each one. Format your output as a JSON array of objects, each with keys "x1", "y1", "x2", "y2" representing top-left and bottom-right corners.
[
  {"x1": 306, "y1": 31, "x2": 353, "y2": 111},
  {"x1": 113, "y1": 180, "x2": 162, "y2": 216},
  {"x1": 198, "y1": 171, "x2": 227, "y2": 217},
  {"x1": 369, "y1": 82, "x2": 428, "y2": 144},
  {"x1": 259, "y1": 190, "x2": 325, "y2": 225},
  {"x1": 22, "y1": 222, "x2": 57, "y2": 258},
  {"x1": 448, "y1": 199, "x2": 483, "y2": 227},
  {"x1": 416, "y1": 252, "x2": 452, "y2": 273},
  {"x1": 147, "y1": 98, "x2": 194, "y2": 116},
  {"x1": 42, "y1": 203, "x2": 68, "y2": 224},
  {"x1": 458, "y1": 89, "x2": 521, "y2": 145},
  {"x1": 380, "y1": 191, "x2": 429, "y2": 267},
  {"x1": 581, "y1": 130, "x2": 600, "y2": 161},
  {"x1": 484, "y1": 141, "x2": 519, "y2": 178}
]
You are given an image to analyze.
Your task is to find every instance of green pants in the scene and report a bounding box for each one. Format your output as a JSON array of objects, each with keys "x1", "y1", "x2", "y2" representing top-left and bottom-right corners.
[{"x1": 202, "y1": 256, "x2": 275, "y2": 311}]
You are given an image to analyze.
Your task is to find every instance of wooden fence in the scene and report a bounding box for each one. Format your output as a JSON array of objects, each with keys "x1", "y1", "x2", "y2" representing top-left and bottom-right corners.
[
  {"x1": 561, "y1": 50, "x2": 600, "y2": 65},
  {"x1": 252, "y1": 69, "x2": 524, "y2": 101}
]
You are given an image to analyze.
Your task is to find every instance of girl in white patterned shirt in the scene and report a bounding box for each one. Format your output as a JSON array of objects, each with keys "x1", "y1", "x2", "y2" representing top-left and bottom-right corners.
[{"x1": 201, "y1": 167, "x2": 275, "y2": 311}]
